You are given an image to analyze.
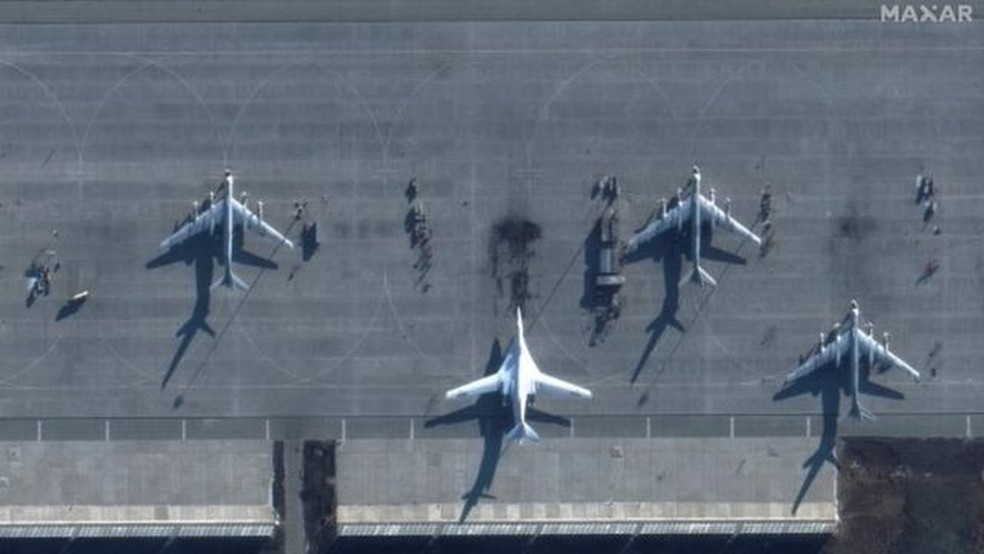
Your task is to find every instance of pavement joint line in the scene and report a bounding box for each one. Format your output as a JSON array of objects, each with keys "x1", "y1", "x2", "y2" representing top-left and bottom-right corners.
[{"x1": 6, "y1": 46, "x2": 984, "y2": 56}]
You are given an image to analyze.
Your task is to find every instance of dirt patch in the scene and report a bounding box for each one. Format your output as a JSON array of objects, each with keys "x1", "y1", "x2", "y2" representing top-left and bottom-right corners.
[
  {"x1": 303, "y1": 440, "x2": 337, "y2": 554},
  {"x1": 825, "y1": 438, "x2": 984, "y2": 554}
]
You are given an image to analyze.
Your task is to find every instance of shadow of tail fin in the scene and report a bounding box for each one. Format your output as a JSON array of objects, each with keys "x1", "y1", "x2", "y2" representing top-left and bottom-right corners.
[
  {"x1": 680, "y1": 264, "x2": 716, "y2": 287},
  {"x1": 212, "y1": 267, "x2": 248, "y2": 290},
  {"x1": 506, "y1": 422, "x2": 540, "y2": 443}
]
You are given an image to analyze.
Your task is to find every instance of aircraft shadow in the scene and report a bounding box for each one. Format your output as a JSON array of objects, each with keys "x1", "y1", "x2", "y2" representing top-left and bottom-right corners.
[
  {"x1": 700, "y1": 240, "x2": 747, "y2": 266},
  {"x1": 147, "y1": 233, "x2": 217, "y2": 390},
  {"x1": 774, "y1": 357, "x2": 906, "y2": 514},
  {"x1": 232, "y1": 248, "x2": 278, "y2": 270},
  {"x1": 858, "y1": 374, "x2": 905, "y2": 400},
  {"x1": 146, "y1": 230, "x2": 214, "y2": 270},
  {"x1": 232, "y1": 226, "x2": 279, "y2": 269},
  {"x1": 425, "y1": 340, "x2": 507, "y2": 523},
  {"x1": 424, "y1": 340, "x2": 571, "y2": 523},
  {"x1": 623, "y1": 232, "x2": 684, "y2": 384},
  {"x1": 773, "y1": 369, "x2": 841, "y2": 515}
]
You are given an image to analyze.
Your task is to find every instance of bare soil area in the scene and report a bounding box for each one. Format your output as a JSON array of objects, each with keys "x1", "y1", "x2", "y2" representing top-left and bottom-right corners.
[{"x1": 824, "y1": 438, "x2": 984, "y2": 554}]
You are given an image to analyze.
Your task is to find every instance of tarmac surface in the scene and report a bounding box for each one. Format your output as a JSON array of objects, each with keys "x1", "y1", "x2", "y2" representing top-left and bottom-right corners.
[
  {"x1": 0, "y1": 11, "x2": 982, "y2": 437},
  {"x1": 0, "y1": 0, "x2": 930, "y2": 24},
  {"x1": 0, "y1": 440, "x2": 275, "y2": 536},
  {"x1": 336, "y1": 437, "x2": 837, "y2": 526}
]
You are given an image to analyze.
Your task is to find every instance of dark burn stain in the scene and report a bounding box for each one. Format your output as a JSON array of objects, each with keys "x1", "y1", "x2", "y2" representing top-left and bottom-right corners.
[
  {"x1": 835, "y1": 216, "x2": 877, "y2": 240},
  {"x1": 492, "y1": 217, "x2": 542, "y2": 261},
  {"x1": 489, "y1": 216, "x2": 542, "y2": 314},
  {"x1": 509, "y1": 270, "x2": 529, "y2": 311}
]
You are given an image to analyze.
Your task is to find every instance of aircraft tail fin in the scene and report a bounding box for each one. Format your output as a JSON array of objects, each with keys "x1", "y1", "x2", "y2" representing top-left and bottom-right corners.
[
  {"x1": 506, "y1": 422, "x2": 540, "y2": 443},
  {"x1": 680, "y1": 264, "x2": 717, "y2": 287},
  {"x1": 212, "y1": 267, "x2": 249, "y2": 291}
]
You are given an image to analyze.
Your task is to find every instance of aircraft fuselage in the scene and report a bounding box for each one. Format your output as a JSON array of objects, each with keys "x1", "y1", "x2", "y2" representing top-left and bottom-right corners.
[
  {"x1": 223, "y1": 176, "x2": 235, "y2": 267},
  {"x1": 510, "y1": 336, "x2": 536, "y2": 432}
]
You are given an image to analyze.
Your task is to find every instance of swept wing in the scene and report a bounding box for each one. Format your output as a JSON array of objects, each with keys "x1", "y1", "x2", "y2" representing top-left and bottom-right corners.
[
  {"x1": 535, "y1": 372, "x2": 593, "y2": 399},
  {"x1": 626, "y1": 199, "x2": 693, "y2": 254},
  {"x1": 785, "y1": 336, "x2": 845, "y2": 383},
  {"x1": 231, "y1": 198, "x2": 294, "y2": 248},
  {"x1": 445, "y1": 373, "x2": 501, "y2": 400},
  {"x1": 698, "y1": 195, "x2": 762, "y2": 245},
  {"x1": 857, "y1": 331, "x2": 920, "y2": 380},
  {"x1": 160, "y1": 201, "x2": 223, "y2": 250}
]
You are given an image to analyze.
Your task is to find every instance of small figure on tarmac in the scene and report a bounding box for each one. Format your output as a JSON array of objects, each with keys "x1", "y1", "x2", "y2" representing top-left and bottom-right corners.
[
  {"x1": 759, "y1": 184, "x2": 773, "y2": 222},
  {"x1": 406, "y1": 178, "x2": 418, "y2": 203},
  {"x1": 924, "y1": 199, "x2": 937, "y2": 222},
  {"x1": 293, "y1": 199, "x2": 308, "y2": 221}
]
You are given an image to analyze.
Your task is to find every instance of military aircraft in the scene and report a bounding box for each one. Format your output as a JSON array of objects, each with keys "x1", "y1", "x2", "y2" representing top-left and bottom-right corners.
[
  {"x1": 161, "y1": 170, "x2": 294, "y2": 290},
  {"x1": 445, "y1": 308, "x2": 593, "y2": 443},
  {"x1": 784, "y1": 299, "x2": 920, "y2": 420},
  {"x1": 625, "y1": 165, "x2": 761, "y2": 286}
]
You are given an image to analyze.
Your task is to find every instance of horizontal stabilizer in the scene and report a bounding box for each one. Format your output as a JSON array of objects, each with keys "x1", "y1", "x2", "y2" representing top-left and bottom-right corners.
[
  {"x1": 849, "y1": 402, "x2": 875, "y2": 421},
  {"x1": 680, "y1": 265, "x2": 717, "y2": 287},
  {"x1": 212, "y1": 268, "x2": 249, "y2": 291},
  {"x1": 506, "y1": 422, "x2": 540, "y2": 443}
]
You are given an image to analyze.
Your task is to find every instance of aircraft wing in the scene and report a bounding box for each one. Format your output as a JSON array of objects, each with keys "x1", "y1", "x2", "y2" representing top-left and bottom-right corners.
[
  {"x1": 231, "y1": 199, "x2": 295, "y2": 249},
  {"x1": 160, "y1": 201, "x2": 222, "y2": 250},
  {"x1": 785, "y1": 336, "x2": 844, "y2": 384},
  {"x1": 698, "y1": 195, "x2": 761, "y2": 245},
  {"x1": 857, "y1": 331, "x2": 920, "y2": 381},
  {"x1": 625, "y1": 200, "x2": 693, "y2": 254},
  {"x1": 534, "y1": 372, "x2": 593, "y2": 399},
  {"x1": 445, "y1": 373, "x2": 502, "y2": 400}
]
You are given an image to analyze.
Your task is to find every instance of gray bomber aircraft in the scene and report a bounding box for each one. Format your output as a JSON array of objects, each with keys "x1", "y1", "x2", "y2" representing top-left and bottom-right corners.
[
  {"x1": 784, "y1": 299, "x2": 921, "y2": 420},
  {"x1": 161, "y1": 170, "x2": 294, "y2": 290},
  {"x1": 625, "y1": 165, "x2": 761, "y2": 286},
  {"x1": 445, "y1": 308, "x2": 593, "y2": 443}
]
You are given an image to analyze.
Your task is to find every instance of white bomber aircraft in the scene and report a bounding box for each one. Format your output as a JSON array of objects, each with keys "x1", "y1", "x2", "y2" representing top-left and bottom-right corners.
[
  {"x1": 625, "y1": 165, "x2": 761, "y2": 287},
  {"x1": 445, "y1": 308, "x2": 593, "y2": 443},
  {"x1": 785, "y1": 300, "x2": 920, "y2": 420},
  {"x1": 161, "y1": 169, "x2": 294, "y2": 290}
]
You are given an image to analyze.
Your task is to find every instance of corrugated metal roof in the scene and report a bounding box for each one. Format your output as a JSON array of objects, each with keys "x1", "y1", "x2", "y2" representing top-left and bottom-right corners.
[
  {"x1": 339, "y1": 519, "x2": 837, "y2": 538},
  {"x1": 0, "y1": 523, "x2": 276, "y2": 539}
]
